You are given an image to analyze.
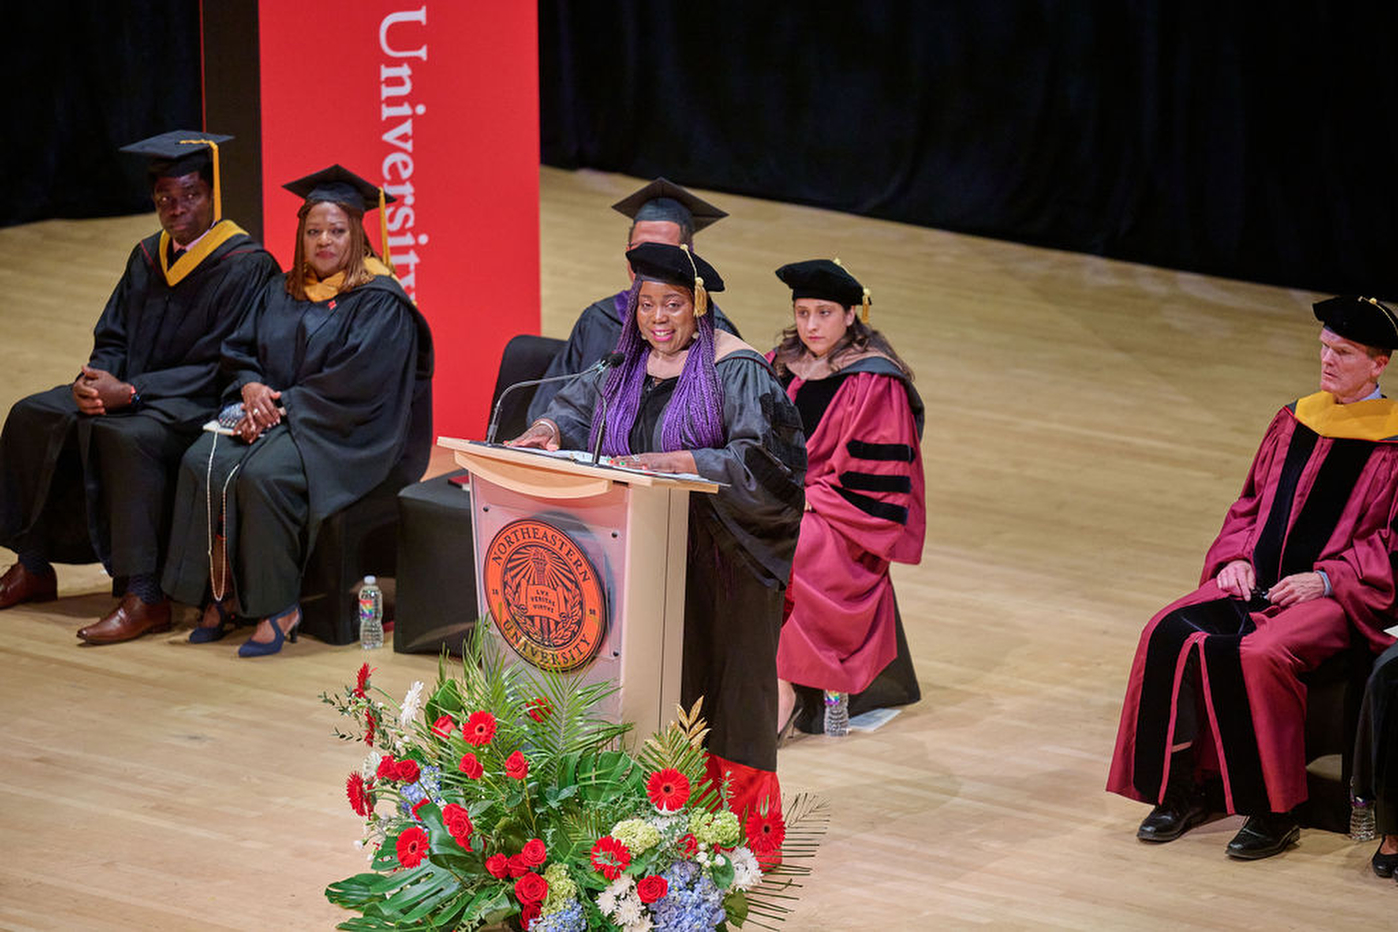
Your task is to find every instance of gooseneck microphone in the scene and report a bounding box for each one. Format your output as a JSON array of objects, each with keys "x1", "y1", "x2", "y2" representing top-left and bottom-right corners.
[{"x1": 485, "y1": 352, "x2": 625, "y2": 444}]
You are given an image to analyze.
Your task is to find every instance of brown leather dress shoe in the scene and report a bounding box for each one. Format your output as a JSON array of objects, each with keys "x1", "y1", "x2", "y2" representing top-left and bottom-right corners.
[
  {"x1": 77, "y1": 594, "x2": 172, "y2": 644},
  {"x1": 0, "y1": 562, "x2": 58, "y2": 610}
]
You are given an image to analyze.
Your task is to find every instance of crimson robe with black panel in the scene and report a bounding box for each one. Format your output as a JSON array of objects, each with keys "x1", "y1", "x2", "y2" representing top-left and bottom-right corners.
[
  {"x1": 526, "y1": 290, "x2": 740, "y2": 423},
  {"x1": 0, "y1": 221, "x2": 279, "y2": 576},
  {"x1": 1108, "y1": 395, "x2": 1398, "y2": 815},
  {"x1": 543, "y1": 347, "x2": 805, "y2": 821},
  {"x1": 162, "y1": 273, "x2": 432, "y2": 617},
  {"x1": 775, "y1": 355, "x2": 926, "y2": 711}
]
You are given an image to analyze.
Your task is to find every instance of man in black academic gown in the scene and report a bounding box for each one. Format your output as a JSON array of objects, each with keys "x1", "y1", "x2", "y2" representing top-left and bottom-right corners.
[
  {"x1": 525, "y1": 178, "x2": 742, "y2": 422},
  {"x1": 0, "y1": 131, "x2": 280, "y2": 643}
]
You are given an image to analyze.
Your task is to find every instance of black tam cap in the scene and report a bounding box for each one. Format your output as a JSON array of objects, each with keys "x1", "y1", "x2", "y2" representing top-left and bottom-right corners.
[
  {"x1": 120, "y1": 129, "x2": 231, "y2": 179},
  {"x1": 775, "y1": 258, "x2": 868, "y2": 307},
  {"x1": 611, "y1": 178, "x2": 727, "y2": 234},
  {"x1": 282, "y1": 164, "x2": 396, "y2": 214},
  {"x1": 626, "y1": 243, "x2": 724, "y2": 292},
  {"x1": 1314, "y1": 295, "x2": 1398, "y2": 352}
]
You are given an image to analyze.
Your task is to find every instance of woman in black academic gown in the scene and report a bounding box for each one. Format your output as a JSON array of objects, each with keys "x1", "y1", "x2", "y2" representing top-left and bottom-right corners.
[
  {"x1": 511, "y1": 243, "x2": 806, "y2": 822},
  {"x1": 163, "y1": 165, "x2": 431, "y2": 656},
  {"x1": 1354, "y1": 642, "x2": 1398, "y2": 880}
]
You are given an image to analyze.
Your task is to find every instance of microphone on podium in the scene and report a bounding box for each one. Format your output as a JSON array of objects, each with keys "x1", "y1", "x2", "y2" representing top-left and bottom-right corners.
[{"x1": 485, "y1": 352, "x2": 625, "y2": 444}]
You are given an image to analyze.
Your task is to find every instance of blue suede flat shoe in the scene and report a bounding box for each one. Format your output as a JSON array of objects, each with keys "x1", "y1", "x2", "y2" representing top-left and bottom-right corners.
[{"x1": 189, "y1": 599, "x2": 235, "y2": 644}]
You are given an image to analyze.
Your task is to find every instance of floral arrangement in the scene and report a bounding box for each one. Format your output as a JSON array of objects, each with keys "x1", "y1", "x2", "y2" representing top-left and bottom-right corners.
[{"x1": 322, "y1": 634, "x2": 826, "y2": 931}]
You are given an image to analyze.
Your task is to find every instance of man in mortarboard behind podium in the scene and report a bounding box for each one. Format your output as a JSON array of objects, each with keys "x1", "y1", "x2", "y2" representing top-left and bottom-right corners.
[
  {"x1": 1109, "y1": 296, "x2": 1398, "y2": 860},
  {"x1": 526, "y1": 178, "x2": 742, "y2": 422},
  {"x1": 0, "y1": 131, "x2": 279, "y2": 643}
]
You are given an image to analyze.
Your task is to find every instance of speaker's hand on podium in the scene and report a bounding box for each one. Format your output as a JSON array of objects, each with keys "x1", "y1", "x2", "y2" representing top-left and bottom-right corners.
[
  {"x1": 617, "y1": 450, "x2": 698, "y2": 475},
  {"x1": 507, "y1": 419, "x2": 561, "y2": 451}
]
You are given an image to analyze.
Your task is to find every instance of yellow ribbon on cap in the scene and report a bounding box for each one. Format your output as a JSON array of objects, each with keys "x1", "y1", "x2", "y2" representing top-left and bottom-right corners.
[
  {"x1": 378, "y1": 186, "x2": 397, "y2": 276},
  {"x1": 1361, "y1": 296, "x2": 1398, "y2": 342},
  {"x1": 681, "y1": 243, "x2": 708, "y2": 317},
  {"x1": 179, "y1": 138, "x2": 221, "y2": 222},
  {"x1": 832, "y1": 257, "x2": 871, "y2": 323}
]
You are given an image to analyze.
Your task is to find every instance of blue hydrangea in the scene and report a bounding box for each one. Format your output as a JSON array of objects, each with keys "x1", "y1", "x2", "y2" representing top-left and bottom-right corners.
[
  {"x1": 652, "y1": 860, "x2": 725, "y2": 931},
  {"x1": 530, "y1": 900, "x2": 585, "y2": 932}
]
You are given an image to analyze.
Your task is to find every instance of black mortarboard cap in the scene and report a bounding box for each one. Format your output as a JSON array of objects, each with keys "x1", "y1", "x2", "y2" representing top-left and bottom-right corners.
[
  {"x1": 282, "y1": 164, "x2": 396, "y2": 214},
  {"x1": 1314, "y1": 295, "x2": 1398, "y2": 352},
  {"x1": 611, "y1": 178, "x2": 727, "y2": 233},
  {"x1": 775, "y1": 259, "x2": 868, "y2": 307},
  {"x1": 120, "y1": 130, "x2": 231, "y2": 177}
]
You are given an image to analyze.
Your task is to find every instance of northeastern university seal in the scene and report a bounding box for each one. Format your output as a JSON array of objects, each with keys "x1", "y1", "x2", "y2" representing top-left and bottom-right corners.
[{"x1": 482, "y1": 519, "x2": 607, "y2": 672}]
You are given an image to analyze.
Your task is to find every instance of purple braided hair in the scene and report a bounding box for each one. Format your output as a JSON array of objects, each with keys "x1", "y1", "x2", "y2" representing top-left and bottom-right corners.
[{"x1": 588, "y1": 279, "x2": 725, "y2": 456}]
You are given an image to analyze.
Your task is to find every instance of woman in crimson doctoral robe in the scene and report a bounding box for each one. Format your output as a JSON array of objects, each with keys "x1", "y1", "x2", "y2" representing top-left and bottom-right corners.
[
  {"x1": 163, "y1": 165, "x2": 432, "y2": 657},
  {"x1": 512, "y1": 242, "x2": 806, "y2": 824},
  {"x1": 1108, "y1": 296, "x2": 1398, "y2": 861},
  {"x1": 767, "y1": 259, "x2": 926, "y2": 738}
]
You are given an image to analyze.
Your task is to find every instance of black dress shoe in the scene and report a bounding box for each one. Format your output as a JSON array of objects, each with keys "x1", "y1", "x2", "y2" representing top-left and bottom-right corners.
[
  {"x1": 1137, "y1": 789, "x2": 1210, "y2": 842},
  {"x1": 1225, "y1": 813, "x2": 1300, "y2": 860},
  {"x1": 1373, "y1": 844, "x2": 1398, "y2": 878}
]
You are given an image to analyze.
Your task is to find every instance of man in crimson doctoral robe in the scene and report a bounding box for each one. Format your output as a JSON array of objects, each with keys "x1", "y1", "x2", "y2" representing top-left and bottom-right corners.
[
  {"x1": 1107, "y1": 295, "x2": 1398, "y2": 860},
  {"x1": 0, "y1": 131, "x2": 279, "y2": 642}
]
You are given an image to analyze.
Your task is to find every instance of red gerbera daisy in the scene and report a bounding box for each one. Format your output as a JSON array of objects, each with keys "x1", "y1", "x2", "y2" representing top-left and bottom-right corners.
[
  {"x1": 353, "y1": 662, "x2": 374, "y2": 698},
  {"x1": 364, "y1": 711, "x2": 376, "y2": 747},
  {"x1": 589, "y1": 835, "x2": 632, "y2": 879},
  {"x1": 345, "y1": 772, "x2": 373, "y2": 817},
  {"x1": 645, "y1": 768, "x2": 691, "y2": 811},
  {"x1": 745, "y1": 809, "x2": 786, "y2": 856},
  {"x1": 396, "y1": 826, "x2": 430, "y2": 868},
  {"x1": 464, "y1": 711, "x2": 497, "y2": 746}
]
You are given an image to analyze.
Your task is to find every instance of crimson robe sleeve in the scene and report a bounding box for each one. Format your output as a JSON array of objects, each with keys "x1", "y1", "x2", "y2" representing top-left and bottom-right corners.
[{"x1": 1314, "y1": 446, "x2": 1398, "y2": 641}]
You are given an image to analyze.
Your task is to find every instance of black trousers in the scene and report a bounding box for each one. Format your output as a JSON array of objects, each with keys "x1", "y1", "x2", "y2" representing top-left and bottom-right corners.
[{"x1": 1354, "y1": 641, "x2": 1398, "y2": 835}]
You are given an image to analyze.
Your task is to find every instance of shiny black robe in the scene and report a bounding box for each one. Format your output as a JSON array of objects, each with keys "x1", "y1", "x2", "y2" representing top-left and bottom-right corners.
[
  {"x1": 162, "y1": 275, "x2": 432, "y2": 617},
  {"x1": 0, "y1": 224, "x2": 278, "y2": 577},
  {"x1": 543, "y1": 348, "x2": 806, "y2": 777}
]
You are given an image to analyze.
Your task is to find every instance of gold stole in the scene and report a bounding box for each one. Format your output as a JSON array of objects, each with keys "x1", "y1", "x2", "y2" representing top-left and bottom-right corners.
[
  {"x1": 1292, "y1": 390, "x2": 1398, "y2": 442},
  {"x1": 301, "y1": 256, "x2": 396, "y2": 303},
  {"x1": 158, "y1": 220, "x2": 248, "y2": 286}
]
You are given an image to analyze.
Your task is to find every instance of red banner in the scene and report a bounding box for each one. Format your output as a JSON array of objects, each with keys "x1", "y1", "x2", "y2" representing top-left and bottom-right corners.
[{"x1": 257, "y1": 2, "x2": 539, "y2": 440}]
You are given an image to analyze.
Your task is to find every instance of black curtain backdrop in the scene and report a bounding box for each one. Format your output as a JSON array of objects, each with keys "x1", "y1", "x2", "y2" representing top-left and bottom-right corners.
[
  {"x1": 7, "y1": 1, "x2": 201, "y2": 226},
  {"x1": 541, "y1": 2, "x2": 1398, "y2": 297},
  {"x1": 9, "y1": 3, "x2": 1396, "y2": 296}
]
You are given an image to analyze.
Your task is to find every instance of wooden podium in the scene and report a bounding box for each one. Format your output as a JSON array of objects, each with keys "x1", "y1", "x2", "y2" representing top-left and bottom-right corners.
[{"x1": 437, "y1": 438, "x2": 719, "y2": 740}]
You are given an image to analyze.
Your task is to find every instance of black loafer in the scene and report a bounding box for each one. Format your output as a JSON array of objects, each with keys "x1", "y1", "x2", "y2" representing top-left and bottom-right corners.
[
  {"x1": 1225, "y1": 814, "x2": 1300, "y2": 860},
  {"x1": 1373, "y1": 845, "x2": 1398, "y2": 878},
  {"x1": 1137, "y1": 790, "x2": 1210, "y2": 842}
]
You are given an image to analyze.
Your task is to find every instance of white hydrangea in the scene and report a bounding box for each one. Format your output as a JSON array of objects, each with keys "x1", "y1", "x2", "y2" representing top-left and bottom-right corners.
[
  {"x1": 729, "y1": 846, "x2": 761, "y2": 891},
  {"x1": 399, "y1": 681, "x2": 424, "y2": 728}
]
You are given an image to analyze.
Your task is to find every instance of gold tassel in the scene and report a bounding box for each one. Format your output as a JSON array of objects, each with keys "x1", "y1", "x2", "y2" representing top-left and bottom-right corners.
[
  {"x1": 180, "y1": 138, "x2": 221, "y2": 223},
  {"x1": 861, "y1": 287, "x2": 871, "y2": 324},
  {"x1": 681, "y1": 244, "x2": 708, "y2": 316},
  {"x1": 378, "y1": 187, "x2": 397, "y2": 276}
]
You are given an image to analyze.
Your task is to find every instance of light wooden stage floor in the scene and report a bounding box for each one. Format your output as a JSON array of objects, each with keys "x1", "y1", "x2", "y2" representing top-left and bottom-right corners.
[{"x1": 1, "y1": 167, "x2": 1392, "y2": 930}]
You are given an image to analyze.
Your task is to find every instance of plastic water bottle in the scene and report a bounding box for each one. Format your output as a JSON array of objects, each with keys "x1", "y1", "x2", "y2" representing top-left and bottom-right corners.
[
  {"x1": 1351, "y1": 779, "x2": 1377, "y2": 841},
  {"x1": 358, "y1": 575, "x2": 383, "y2": 650},
  {"x1": 823, "y1": 690, "x2": 849, "y2": 737}
]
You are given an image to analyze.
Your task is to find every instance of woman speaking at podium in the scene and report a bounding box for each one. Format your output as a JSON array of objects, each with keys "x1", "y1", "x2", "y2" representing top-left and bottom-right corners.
[{"x1": 511, "y1": 242, "x2": 807, "y2": 821}]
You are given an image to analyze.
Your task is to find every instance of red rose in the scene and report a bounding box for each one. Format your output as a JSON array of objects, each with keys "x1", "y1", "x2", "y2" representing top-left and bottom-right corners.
[
  {"x1": 520, "y1": 903, "x2": 541, "y2": 929},
  {"x1": 395, "y1": 826, "x2": 430, "y2": 868},
  {"x1": 526, "y1": 697, "x2": 552, "y2": 722},
  {"x1": 507, "y1": 854, "x2": 531, "y2": 878},
  {"x1": 396, "y1": 758, "x2": 421, "y2": 783},
  {"x1": 589, "y1": 836, "x2": 631, "y2": 880},
  {"x1": 636, "y1": 874, "x2": 668, "y2": 904},
  {"x1": 514, "y1": 871, "x2": 549, "y2": 905},
  {"x1": 442, "y1": 803, "x2": 473, "y2": 848},
  {"x1": 485, "y1": 853, "x2": 510, "y2": 879},
  {"x1": 376, "y1": 756, "x2": 397, "y2": 779},
  {"x1": 464, "y1": 710, "x2": 497, "y2": 746},
  {"x1": 678, "y1": 833, "x2": 698, "y2": 857},
  {"x1": 745, "y1": 809, "x2": 786, "y2": 856},
  {"x1": 645, "y1": 768, "x2": 691, "y2": 811},
  {"x1": 458, "y1": 752, "x2": 484, "y2": 779},
  {"x1": 431, "y1": 714, "x2": 456, "y2": 738},
  {"x1": 353, "y1": 662, "x2": 374, "y2": 698},
  {"x1": 519, "y1": 837, "x2": 547, "y2": 867},
  {"x1": 505, "y1": 750, "x2": 530, "y2": 780},
  {"x1": 345, "y1": 772, "x2": 373, "y2": 817}
]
